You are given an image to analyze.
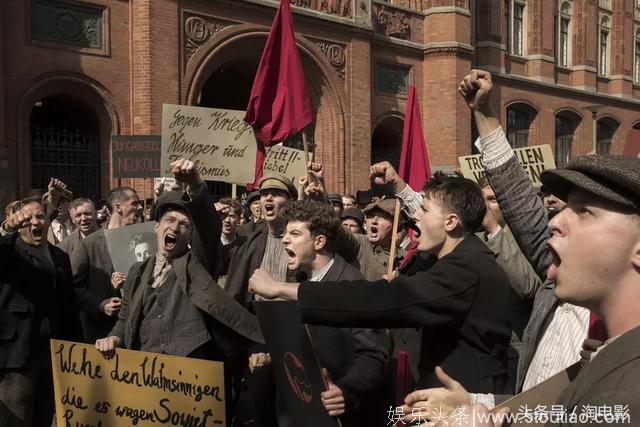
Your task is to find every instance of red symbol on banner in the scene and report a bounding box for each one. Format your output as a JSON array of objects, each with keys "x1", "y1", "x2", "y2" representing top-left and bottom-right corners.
[{"x1": 283, "y1": 352, "x2": 313, "y2": 403}]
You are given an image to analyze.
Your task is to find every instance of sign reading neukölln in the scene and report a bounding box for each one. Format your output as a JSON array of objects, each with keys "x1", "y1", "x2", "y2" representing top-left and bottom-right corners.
[
  {"x1": 458, "y1": 144, "x2": 556, "y2": 185},
  {"x1": 264, "y1": 144, "x2": 309, "y2": 184},
  {"x1": 111, "y1": 135, "x2": 161, "y2": 179},
  {"x1": 50, "y1": 339, "x2": 226, "y2": 426},
  {"x1": 161, "y1": 104, "x2": 257, "y2": 184}
]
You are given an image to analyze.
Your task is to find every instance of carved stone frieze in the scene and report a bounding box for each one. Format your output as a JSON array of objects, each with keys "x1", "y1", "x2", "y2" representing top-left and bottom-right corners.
[
  {"x1": 311, "y1": 39, "x2": 347, "y2": 79},
  {"x1": 183, "y1": 14, "x2": 237, "y2": 68},
  {"x1": 31, "y1": 0, "x2": 104, "y2": 49},
  {"x1": 290, "y1": 0, "x2": 353, "y2": 18},
  {"x1": 375, "y1": 6, "x2": 411, "y2": 40},
  {"x1": 423, "y1": 46, "x2": 473, "y2": 58},
  {"x1": 375, "y1": 63, "x2": 410, "y2": 95}
]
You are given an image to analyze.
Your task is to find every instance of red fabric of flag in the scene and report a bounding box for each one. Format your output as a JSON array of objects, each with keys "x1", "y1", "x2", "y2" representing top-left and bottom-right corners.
[
  {"x1": 244, "y1": 0, "x2": 313, "y2": 188},
  {"x1": 398, "y1": 86, "x2": 430, "y2": 269}
]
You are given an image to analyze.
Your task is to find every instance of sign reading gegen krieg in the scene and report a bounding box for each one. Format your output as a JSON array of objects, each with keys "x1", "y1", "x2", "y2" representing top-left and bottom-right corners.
[
  {"x1": 458, "y1": 144, "x2": 556, "y2": 186},
  {"x1": 51, "y1": 339, "x2": 225, "y2": 426},
  {"x1": 161, "y1": 104, "x2": 257, "y2": 184}
]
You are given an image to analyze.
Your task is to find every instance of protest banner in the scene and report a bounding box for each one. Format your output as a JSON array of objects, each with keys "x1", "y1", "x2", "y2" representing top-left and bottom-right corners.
[
  {"x1": 264, "y1": 144, "x2": 308, "y2": 183},
  {"x1": 161, "y1": 104, "x2": 257, "y2": 184},
  {"x1": 153, "y1": 177, "x2": 178, "y2": 192},
  {"x1": 458, "y1": 144, "x2": 556, "y2": 186},
  {"x1": 104, "y1": 222, "x2": 157, "y2": 274},
  {"x1": 111, "y1": 135, "x2": 161, "y2": 179},
  {"x1": 254, "y1": 301, "x2": 340, "y2": 427},
  {"x1": 50, "y1": 339, "x2": 225, "y2": 426}
]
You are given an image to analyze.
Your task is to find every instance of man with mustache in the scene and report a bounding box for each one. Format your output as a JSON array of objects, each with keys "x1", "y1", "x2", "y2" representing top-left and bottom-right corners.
[
  {"x1": 0, "y1": 188, "x2": 81, "y2": 426},
  {"x1": 58, "y1": 197, "x2": 99, "y2": 256}
]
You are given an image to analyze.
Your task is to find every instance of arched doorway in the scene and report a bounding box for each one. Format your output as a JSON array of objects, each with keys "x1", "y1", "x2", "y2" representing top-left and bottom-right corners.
[
  {"x1": 185, "y1": 26, "x2": 346, "y2": 193},
  {"x1": 371, "y1": 115, "x2": 403, "y2": 170},
  {"x1": 29, "y1": 95, "x2": 101, "y2": 201}
]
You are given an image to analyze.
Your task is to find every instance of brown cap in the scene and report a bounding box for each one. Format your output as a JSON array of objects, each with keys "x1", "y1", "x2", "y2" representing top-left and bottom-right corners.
[
  {"x1": 541, "y1": 154, "x2": 640, "y2": 213},
  {"x1": 258, "y1": 173, "x2": 298, "y2": 200},
  {"x1": 363, "y1": 198, "x2": 396, "y2": 218}
]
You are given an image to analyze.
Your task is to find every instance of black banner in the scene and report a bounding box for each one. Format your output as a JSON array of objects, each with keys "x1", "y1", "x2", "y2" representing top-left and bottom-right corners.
[{"x1": 111, "y1": 135, "x2": 161, "y2": 178}]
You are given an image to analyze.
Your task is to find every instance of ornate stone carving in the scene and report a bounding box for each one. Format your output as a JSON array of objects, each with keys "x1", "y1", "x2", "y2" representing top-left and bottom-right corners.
[
  {"x1": 423, "y1": 46, "x2": 473, "y2": 58},
  {"x1": 31, "y1": 0, "x2": 104, "y2": 49},
  {"x1": 289, "y1": 0, "x2": 353, "y2": 18},
  {"x1": 375, "y1": 63, "x2": 410, "y2": 95},
  {"x1": 376, "y1": 7, "x2": 411, "y2": 40},
  {"x1": 183, "y1": 14, "x2": 237, "y2": 67},
  {"x1": 312, "y1": 40, "x2": 347, "y2": 79}
]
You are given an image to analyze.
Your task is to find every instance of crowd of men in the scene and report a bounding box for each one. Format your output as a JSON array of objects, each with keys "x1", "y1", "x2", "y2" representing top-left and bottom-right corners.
[{"x1": 1, "y1": 69, "x2": 639, "y2": 427}]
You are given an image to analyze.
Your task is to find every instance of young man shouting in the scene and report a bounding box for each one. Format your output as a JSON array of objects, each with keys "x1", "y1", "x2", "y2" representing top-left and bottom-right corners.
[{"x1": 250, "y1": 173, "x2": 515, "y2": 394}]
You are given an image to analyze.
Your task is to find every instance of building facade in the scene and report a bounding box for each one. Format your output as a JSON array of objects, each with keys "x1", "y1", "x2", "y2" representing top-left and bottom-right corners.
[{"x1": 1, "y1": 0, "x2": 639, "y2": 210}]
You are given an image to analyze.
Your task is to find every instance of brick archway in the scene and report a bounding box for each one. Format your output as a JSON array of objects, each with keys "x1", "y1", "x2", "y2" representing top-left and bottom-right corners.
[
  {"x1": 182, "y1": 24, "x2": 348, "y2": 192},
  {"x1": 16, "y1": 73, "x2": 123, "y2": 199}
]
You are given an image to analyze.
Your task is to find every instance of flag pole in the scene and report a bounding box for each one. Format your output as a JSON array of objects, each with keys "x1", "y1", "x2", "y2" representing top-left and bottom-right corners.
[
  {"x1": 386, "y1": 198, "x2": 402, "y2": 278},
  {"x1": 302, "y1": 131, "x2": 312, "y2": 182},
  {"x1": 231, "y1": 184, "x2": 237, "y2": 200}
]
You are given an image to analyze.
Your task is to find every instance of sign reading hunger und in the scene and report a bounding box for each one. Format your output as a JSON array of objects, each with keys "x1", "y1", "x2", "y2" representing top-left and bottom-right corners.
[
  {"x1": 161, "y1": 104, "x2": 257, "y2": 184},
  {"x1": 50, "y1": 339, "x2": 226, "y2": 426}
]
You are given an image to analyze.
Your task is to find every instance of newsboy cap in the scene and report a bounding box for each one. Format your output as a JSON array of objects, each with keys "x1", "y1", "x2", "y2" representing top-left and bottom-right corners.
[
  {"x1": 540, "y1": 154, "x2": 640, "y2": 213},
  {"x1": 363, "y1": 198, "x2": 397, "y2": 218},
  {"x1": 155, "y1": 190, "x2": 191, "y2": 222},
  {"x1": 340, "y1": 207, "x2": 364, "y2": 225},
  {"x1": 259, "y1": 173, "x2": 298, "y2": 200}
]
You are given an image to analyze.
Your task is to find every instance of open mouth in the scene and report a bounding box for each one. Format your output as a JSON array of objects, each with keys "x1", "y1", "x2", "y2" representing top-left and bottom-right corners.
[
  {"x1": 264, "y1": 204, "x2": 275, "y2": 215},
  {"x1": 285, "y1": 247, "x2": 296, "y2": 265},
  {"x1": 547, "y1": 243, "x2": 561, "y2": 281},
  {"x1": 164, "y1": 234, "x2": 177, "y2": 250},
  {"x1": 31, "y1": 227, "x2": 43, "y2": 239}
]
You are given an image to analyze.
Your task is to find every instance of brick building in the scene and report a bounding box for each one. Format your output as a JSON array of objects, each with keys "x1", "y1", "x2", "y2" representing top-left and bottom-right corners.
[{"x1": 1, "y1": 0, "x2": 640, "y2": 210}]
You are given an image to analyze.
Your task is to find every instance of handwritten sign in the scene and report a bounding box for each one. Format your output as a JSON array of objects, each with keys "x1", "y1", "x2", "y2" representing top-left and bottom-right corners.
[
  {"x1": 50, "y1": 339, "x2": 226, "y2": 426},
  {"x1": 111, "y1": 135, "x2": 161, "y2": 178},
  {"x1": 264, "y1": 145, "x2": 308, "y2": 183},
  {"x1": 161, "y1": 104, "x2": 257, "y2": 184},
  {"x1": 153, "y1": 177, "x2": 178, "y2": 192},
  {"x1": 459, "y1": 144, "x2": 556, "y2": 185}
]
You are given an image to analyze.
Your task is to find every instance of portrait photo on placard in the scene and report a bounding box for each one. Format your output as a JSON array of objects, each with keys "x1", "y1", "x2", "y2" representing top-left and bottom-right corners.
[{"x1": 105, "y1": 222, "x2": 158, "y2": 274}]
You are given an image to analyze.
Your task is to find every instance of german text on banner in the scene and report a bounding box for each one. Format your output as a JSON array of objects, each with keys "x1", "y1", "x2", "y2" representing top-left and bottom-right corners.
[
  {"x1": 50, "y1": 339, "x2": 226, "y2": 426},
  {"x1": 458, "y1": 144, "x2": 556, "y2": 186},
  {"x1": 161, "y1": 104, "x2": 257, "y2": 184}
]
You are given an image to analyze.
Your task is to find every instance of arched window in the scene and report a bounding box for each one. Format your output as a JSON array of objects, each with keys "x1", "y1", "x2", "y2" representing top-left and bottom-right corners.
[
  {"x1": 557, "y1": 1, "x2": 572, "y2": 67},
  {"x1": 506, "y1": 103, "x2": 537, "y2": 148},
  {"x1": 596, "y1": 117, "x2": 618, "y2": 155},
  {"x1": 599, "y1": 16, "x2": 611, "y2": 76},
  {"x1": 554, "y1": 111, "x2": 580, "y2": 167},
  {"x1": 371, "y1": 116, "x2": 404, "y2": 170}
]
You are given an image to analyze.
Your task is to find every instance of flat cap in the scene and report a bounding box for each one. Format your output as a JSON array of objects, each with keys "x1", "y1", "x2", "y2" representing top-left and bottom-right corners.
[
  {"x1": 363, "y1": 198, "x2": 397, "y2": 218},
  {"x1": 541, "y1": 154, "x2": 640, "y2": 212},
  {"x1": 246, "y1": 190, "x2": 261, "y2": 205},
  {"x1": 340, "y1": 207, "x2": 364, "y2": 225},
  {"x1": 259, "y1": 173, "x2": 298, "y2": 200},
  {"x1": 328, "y1": 193, "x2": 343, "y2": 205},
  {"x1": 155, "y1": 190, "x2": 191, "y2": 221}
]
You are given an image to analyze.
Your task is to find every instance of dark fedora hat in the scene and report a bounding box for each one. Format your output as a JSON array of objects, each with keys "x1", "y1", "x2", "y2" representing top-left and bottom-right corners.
[{"x1": 540, "y1": 154, "x2": 640, "y2": 213}]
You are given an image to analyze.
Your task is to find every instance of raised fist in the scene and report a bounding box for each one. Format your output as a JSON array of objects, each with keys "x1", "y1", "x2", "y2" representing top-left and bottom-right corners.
[{"x1": 457, "y1": 69, "x2": 494, "y2": 110}]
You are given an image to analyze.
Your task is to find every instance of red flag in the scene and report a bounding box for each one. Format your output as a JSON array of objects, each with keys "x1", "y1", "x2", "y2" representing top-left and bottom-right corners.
[
  {"x1": 398, "y1": 86, "x2": 430, "y2": 191},
  {"x1": 244, "y1": 0, "x2": 313, "y2": 188},
  {"x1": 397, "y1": 86, "x2": 430, "y2": 269}
]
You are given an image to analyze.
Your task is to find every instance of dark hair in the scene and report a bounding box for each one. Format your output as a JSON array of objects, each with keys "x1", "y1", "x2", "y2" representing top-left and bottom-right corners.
[
  {"x1": 14, "y1": 197, "x2": 44, "y2": 213},
  {"x1": 281, "y1": 200, "x2": 341, "y2": 253},
  {"x1": 219, "y1": 198, "x2": 242, "y2": 217},
  {"x1": 106, "y1": 187, "x2": 137, "y2": 214},
  {"x1": 70, "y1": 197, "x2": 95, "y2": 211},
  {"x1": 476, "y1": 176, "x2": 490, "y2": 189},
  {"x1": 422, "y1": 171, "x2": 486, "y2": 235}
]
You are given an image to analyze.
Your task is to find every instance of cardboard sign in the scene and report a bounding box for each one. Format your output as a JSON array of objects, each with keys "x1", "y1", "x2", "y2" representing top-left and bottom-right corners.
[
  {"x1": 50, "y1": 339, "x2": 226, "y2": 426},
  {"x1": 254, "y1": 301, "x2": 340, "y2": 427},
  {"x1": 459, "y1": 144, "x2": 556, "y2": 186},
  {"x1": 264, "y1": 144, "x2": 309, "y2": 183},
  {"x1": 153, "y1": 177, "x2": 179, "y2": 192},
  {"x1": 491, "y1": 362, "x2": 581, "y2": 425},
  {"x1": 161, "y1": 104, "x2": 257, "y2": 184},
  {"x1": 111, "y1": 135, "x2": 161, "y2": 178},
  {"x1": 104, "y1": 222, "x2": 157, "y2": 274}
]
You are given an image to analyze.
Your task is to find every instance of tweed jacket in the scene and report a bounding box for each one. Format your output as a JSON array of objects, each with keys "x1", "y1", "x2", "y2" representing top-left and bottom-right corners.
[
  {"x1": 70, "y1": 225, "x2": 119, "y2": 343},
  {"x1": 57, "y1": 228, "x2": 84, "y2": 256},
  {"x1": 110, "y1": 184, "x2": 263, "y2": 357},
  {"x1": 547, "y1": 325, "x2": 640, "y2": 426},
  {"x1": 485, "y1": 156, "x2": 562, "y2": 393},
  {"x1": 298, "y1": 235, "x2": 515, "y2": 393},
  {"x1": 0, "y1": 233, "x2": 81, "y2": 369}
]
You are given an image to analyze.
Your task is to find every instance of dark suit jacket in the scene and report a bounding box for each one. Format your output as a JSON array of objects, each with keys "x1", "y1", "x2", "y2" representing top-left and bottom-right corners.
[
  {"x1": 0, "y1": 233, "x2": 81, "y2": 369},
  {"x1": 485, "y1": 156, "x2": 561, "y2": 393},
  {"x1": 307, "y1": 254, "x2": 389, "y2": 419},
  {"x1": 298, "y1": 235, "x2": 515, "y2": 393},
  {"x1": 70, "y1": 225, "x2": 119, "y2": 343},
  {"x1": 110, "y1": 184, "x2": 263, "y2": 356},
  {"x1": 547, "y1": 325, "x2": 640, "y2": 426},
  {"x1": 57, "y1": 228, "x2": 83, "y2": 256}
]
